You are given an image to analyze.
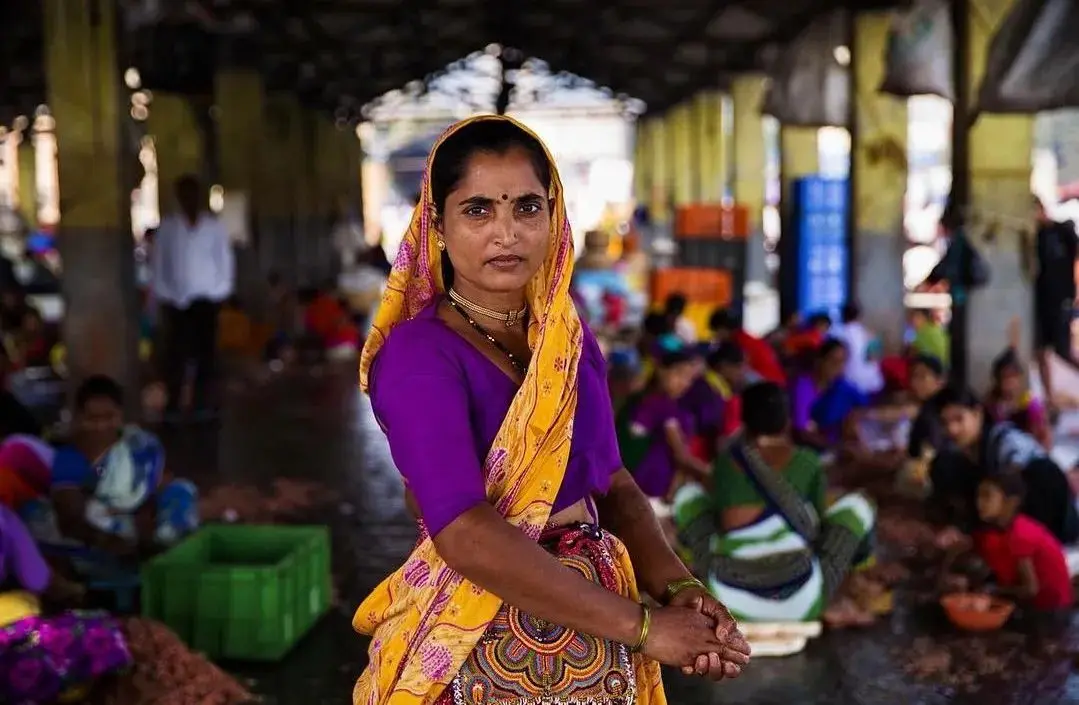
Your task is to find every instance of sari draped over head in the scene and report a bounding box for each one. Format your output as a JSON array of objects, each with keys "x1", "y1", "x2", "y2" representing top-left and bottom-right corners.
[{"x1": 354, "y1": 115, "x2": 662, "y2": 705}]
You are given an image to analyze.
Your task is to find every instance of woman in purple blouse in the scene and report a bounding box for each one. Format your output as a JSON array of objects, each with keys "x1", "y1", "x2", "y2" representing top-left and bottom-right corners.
[
  {"x1": 352, "y1": 116, "x2": 749, "y2": 704},
  {"x1": 0, "y1": 505, "x2": 132, "y2": 702},
  {"x1": 617, "y1": 347, "x2": 712, "y2": 500}
]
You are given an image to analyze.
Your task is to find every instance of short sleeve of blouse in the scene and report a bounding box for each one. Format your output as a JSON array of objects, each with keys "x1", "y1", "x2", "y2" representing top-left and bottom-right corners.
[
  {"x1": 710, "y1": 453, "x2": 761, "y2": 512},
  {"x1": 51, "y1": 447, "x2": 97, "y2": 489},
  {"x1": 369, "y1": 323, "x2": 488, "y2": 537},
  {"x1": 630, "y1": 394, "x2": 680, "y2": 435},
  {"x1": 578, "y1": 325, "x2": 623, "y2": 477},
  {"x1": 1007, "y1": 516, "x2": 1041, "y2": 559}
]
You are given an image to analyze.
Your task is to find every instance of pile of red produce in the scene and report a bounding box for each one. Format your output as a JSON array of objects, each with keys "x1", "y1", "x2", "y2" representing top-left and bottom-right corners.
[
  {"x1": 900, "y1": 633, "x2": 1064, "y2": 693},
  {"x1": 199, "y1": 478, "x2": 335, "y2": 523},
  {"x1": 91, "y1": 618, "x2": 254, "y2": 705}
]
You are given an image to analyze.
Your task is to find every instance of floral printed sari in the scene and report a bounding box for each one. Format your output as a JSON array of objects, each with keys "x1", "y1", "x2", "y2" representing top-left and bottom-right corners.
[{"x1": 353, "y1": 115, "x2": 664, "y2": 705}]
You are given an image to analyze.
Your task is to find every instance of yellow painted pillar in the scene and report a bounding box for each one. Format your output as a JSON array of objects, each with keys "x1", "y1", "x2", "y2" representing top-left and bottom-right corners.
[
  {"x1": 45, "y1": 0, "x2": 138, "y2": 392},
  {"x1": 852, "y1": 12, "x2": 909, "y2": 351},
  {"x1": 692, "y1": 91, "x2": 726, "y2": 203},
  {"x1": 214, "y1": 70, "x2": 263, "y2": 199},
  {"x1": 731, "y1": 76, "x2": 768, "y2": 287},
  {"x1": 260, "y1": 93, "x2": 295, "y2": 221},
  {"x1": 669, "y1": 103, "x2": 693, "y2": 207},
  {"x1": 781, "y1": 128, "x2": 819, "y2": 182},
  {"x1": 148, "y1": 93, "x2": 204, "y2": 209},
  {"x1": 15, "y1": 132, "x2": 36, "y2": 227},
  {"x1": 633, "y1": 119, "x2": 652, "y2": 207},
  {"x1": 645, "y1": 117, "x2": 672, "y2": 224},
  {"x1": 966, "y1": 0, "x2": 1034, "y2": 388}
]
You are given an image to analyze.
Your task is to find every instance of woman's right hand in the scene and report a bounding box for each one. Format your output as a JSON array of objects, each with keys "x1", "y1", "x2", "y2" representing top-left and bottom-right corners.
[{"x1": 640, "y1": 605, "x2": 725, "y2": 668}]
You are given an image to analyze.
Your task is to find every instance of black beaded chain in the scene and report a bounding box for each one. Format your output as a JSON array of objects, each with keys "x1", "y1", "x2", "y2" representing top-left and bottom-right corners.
[{"x1": 447, "y1": 299, "x2": 528, "y2": 376}]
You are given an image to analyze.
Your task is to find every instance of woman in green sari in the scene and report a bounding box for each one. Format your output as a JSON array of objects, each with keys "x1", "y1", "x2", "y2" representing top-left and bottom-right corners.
[{"x1": 673, "y1": 381, "x2": 877, "y2": 623}]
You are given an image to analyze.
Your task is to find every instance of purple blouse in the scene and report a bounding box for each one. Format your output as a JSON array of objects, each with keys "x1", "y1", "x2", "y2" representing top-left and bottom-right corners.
[
  {"x1": 627, "y1": 393, "x2": 694, "y2": 498},
  {"x1": 0, "y1": 504, "x2": 50, "y2": 594},
  {"x1": 790, "y1": 374, "x2": 818, "y2": 432},
  {"x1": 369, "y1": 304, "x2": 622, "y2": 537}
]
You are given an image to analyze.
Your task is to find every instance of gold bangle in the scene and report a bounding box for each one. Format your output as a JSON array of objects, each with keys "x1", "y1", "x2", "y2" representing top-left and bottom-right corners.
[
  {"x1": 632, "y1": 603, "x2": 652, "y2": 652},
  {"x1": 664, "y1": 577, "x2": 708, "y2": 604}
]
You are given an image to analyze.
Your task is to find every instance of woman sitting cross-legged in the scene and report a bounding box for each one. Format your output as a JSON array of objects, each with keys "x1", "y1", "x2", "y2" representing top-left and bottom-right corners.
[
  {"x1": 673, "y1": 381, "x2": 877, "y2": 625},
  {"x1": 16, "y1": 376, "x2": 199, "y2": 560}
]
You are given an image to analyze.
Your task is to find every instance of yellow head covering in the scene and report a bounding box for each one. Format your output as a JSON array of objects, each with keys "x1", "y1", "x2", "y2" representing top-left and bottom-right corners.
[{"x1": 353, "y1": 115, "x2": 663, "y2": 705}]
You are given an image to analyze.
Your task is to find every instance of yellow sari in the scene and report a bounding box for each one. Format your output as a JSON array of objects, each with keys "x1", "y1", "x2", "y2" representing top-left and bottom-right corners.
[{"x1": 354, "y1": 115, "x2": 664, "y2": 704}]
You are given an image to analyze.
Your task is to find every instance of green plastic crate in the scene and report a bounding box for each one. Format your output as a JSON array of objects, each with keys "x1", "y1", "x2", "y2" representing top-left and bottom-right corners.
[{"x1": 142, "y1": 524, "x2": 331, "y2": 662}]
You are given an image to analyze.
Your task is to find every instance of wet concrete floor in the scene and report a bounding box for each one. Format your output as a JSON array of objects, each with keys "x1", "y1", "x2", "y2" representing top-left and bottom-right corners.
[{"x1": 160, "y1": 368, "x2": 1079, "y2": 704}]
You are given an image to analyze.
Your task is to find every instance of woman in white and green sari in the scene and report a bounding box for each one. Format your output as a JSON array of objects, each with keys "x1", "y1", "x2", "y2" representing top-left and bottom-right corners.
[{"x1": 673, "y1": 381, "x2": 876, "y2": 623}]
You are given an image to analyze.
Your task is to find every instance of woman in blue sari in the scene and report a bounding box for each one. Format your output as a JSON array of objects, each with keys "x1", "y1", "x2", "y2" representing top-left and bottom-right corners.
[
  {"x1": 790, "y1": 339, "x2": 868, "y2": 450},
  {"x1": 19, "y1": 376, "x2": 199, "y2": 560}
]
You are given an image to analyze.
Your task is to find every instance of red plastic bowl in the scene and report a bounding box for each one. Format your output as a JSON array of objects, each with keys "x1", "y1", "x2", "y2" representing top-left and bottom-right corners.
[{"x1": 940, "y1": 592, "x2": 1015, "y2": 632}]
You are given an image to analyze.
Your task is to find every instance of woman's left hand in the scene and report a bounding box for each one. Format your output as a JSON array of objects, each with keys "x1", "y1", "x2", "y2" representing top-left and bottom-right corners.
[{"x1": 668, "y1": 588, "x2": 750, "y2": 680}]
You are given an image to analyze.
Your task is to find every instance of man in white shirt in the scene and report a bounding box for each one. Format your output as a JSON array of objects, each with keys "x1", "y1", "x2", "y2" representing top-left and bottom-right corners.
[{"x1": 151, "y1": 175, "x2": 235, "y2": 420}]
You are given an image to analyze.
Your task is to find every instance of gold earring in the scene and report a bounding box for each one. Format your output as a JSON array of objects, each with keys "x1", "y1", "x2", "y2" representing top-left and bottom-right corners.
[{"x1": 436, "y1": 240, "x2": 445, "y2": 251}]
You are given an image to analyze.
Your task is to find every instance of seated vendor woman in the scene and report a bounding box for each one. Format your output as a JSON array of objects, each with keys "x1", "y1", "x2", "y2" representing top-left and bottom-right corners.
[
  {"x1": 617, "y1": 343, "x2": 712, "y2": 499},
  {"x1": 0, "y1": 504, "x2": 132, "y2": 703},
  {"x1": 931, "y1": 385, "x2": 1079, "y2": 549},
  {"x1": 672, "y1": 381, "x2": 877, "y2": 624},
  {"x1": 677, "y1": 346, "x2": 726, "y2": 461},
  {"x1": 790, "y1": 339, "x2": 868, "y2": 450},
  {"x1": 18, "y1": 375, "x2": 199, "y2": 556},
  {"x1": 985, "y1": 346, "x2": 1051, "y2": 449}
]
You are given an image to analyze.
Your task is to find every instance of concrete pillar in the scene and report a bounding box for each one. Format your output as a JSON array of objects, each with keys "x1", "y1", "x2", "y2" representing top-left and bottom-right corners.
[
  {"x1": 15, "y1": 132, "x2": 36, "y2": 227},
  {"x1": 213, "y1": 70, "x2": 264, "y2": 302},
  {"x1": 643, "y1": 117, "x2": 672, "y2": 225},
  {"x1": 965, "y1": 0, "x2": 1034, "y2": 389},
  {"x1": 779, "y1": 127, "x2": 819, "y2": 320},
  {"x1": 731, "y1": 77, "x2": 767, "y2": 286},
  {"x1": 852, "y1": 12, "x2": 909, "y2": 351},
  {"x1": 45, "y1": 0, "x2": 139, "y2": 395},
  {"x1": 256, "y1": 93, "x2": 302, "y2": 282},
  {"x1": 214, "y1": 71, "x2": 263, "y2": 198},
  {"x1": 633, "y1": 119, "x2": 652, "y2": 207},
  {"x1": 695, "y1": 90, "x2": 726, "y2": 202},
  {"x1": 148, "y1": 93, "x2": 204, "y2": 210},
  {"x1": 669, "y1": 103, "x2": 693, "y2": 206}
]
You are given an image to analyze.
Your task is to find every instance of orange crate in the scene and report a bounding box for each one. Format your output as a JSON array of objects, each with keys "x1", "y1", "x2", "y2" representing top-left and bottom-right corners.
[
  {"x1": 651, "y1": 268, "x2": 732, "y2": 307},
  {"x1": 675, "y1": 204, "x2": 749, "y2": 239}
]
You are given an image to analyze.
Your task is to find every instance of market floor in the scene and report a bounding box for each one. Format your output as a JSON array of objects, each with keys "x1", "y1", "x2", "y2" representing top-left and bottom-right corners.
[{"x1": 160, "y1": 367, "x2": 1079, "y2": 705}]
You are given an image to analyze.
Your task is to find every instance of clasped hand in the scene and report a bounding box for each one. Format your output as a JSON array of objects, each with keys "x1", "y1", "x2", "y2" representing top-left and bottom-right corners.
[{"x1": 641, "y1": 589, "x2": 751, "y2": 680}]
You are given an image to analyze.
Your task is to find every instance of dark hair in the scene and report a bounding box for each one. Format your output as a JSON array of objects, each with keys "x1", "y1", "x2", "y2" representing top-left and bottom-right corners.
[
  {"x1": 267, "y1": 271, "x2": 282, "y2": 286},
  {"x1": 657, "y1": 349, "x2": 695, "y2": 368},
  {"x1": 841, "y1": 303, "x2": 860, "y2": 323},
  {"x1": 991, "y1": 347, "x2": 1022, "y2": 380},
  {"x1": 934, "y1": 384, "x2": 982, "y2": 411},
  {"x1": 708, "y1": 308, "x2": 738, "y2": 333},
  {"x1": 982, "y1": 469, "x2": 1026, "y2": 501},
  {"x1": 175, "y1": 173, "x2": 201, "y2": 195},
  {"x1": 665, "y1": 293, "x2": 687, "y2": 316},
  {"x1": 817, "y1": 337, "x2": 846, "y2": 361},
  {"x1": 643, "y1": 312, "x2": 670, "y2": 337},
  {"x1": 707, "y1": 341, "x2": 744, "y2": 369},
  {"x1": 74, "y1": 375, "x2": 124, "y2": 410},
  {"x1": 910, "y1": 308, "x2": 933, "y2": 320},
  {"x1": 430, "y1": 120, "x2": 550, "y2": 216},
  {"x1": 429, "y1": 120, "x2": 551, "y2": 288},
  {"x1": 741, "y1": 382, "x2": 789, "y2": 436},
  {"x1": 909, "y1": 353, "x2": 946, "y2": 378},
  {"x1": 807, "y1": 312, "x2": 832, "y2": 329}
]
